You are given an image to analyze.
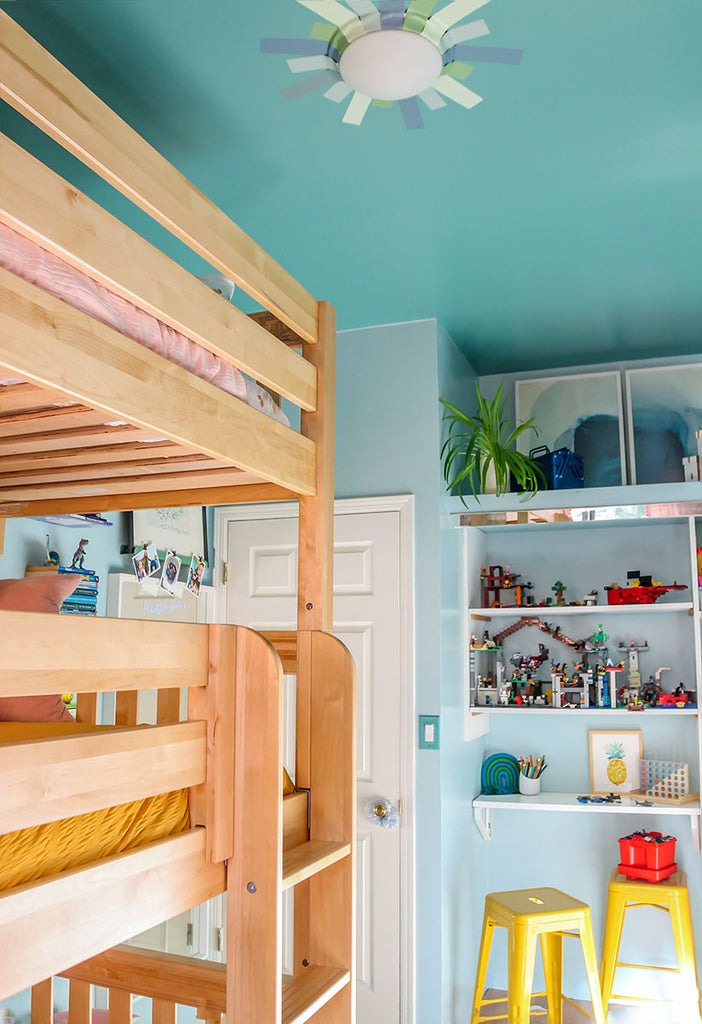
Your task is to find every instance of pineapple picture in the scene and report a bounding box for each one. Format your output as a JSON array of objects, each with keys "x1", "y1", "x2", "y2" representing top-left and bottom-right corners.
[
  {"x1": 606, "y1": 740, "x2": 627, "y2": 785},
  {"x1": 591, "y1": 731, "x2": 641, "y2": 794}
]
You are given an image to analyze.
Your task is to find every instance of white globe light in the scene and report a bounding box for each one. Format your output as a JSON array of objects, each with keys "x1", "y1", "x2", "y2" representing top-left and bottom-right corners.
[{"x1": 339, "y1": 29, "x2": 443, "y2": 101}]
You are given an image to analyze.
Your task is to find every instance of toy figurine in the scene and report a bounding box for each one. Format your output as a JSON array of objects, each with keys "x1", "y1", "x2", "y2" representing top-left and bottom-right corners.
[
  {"x1": 71, "y1": 538, "x2": 89, "y2": 570},
  {"x1": 552, "y1": 580, "x2": 567, "y2": 606}
]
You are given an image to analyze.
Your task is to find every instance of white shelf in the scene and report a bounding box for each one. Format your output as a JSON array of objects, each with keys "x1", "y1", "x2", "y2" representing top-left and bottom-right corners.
[
  {"x1": 470, "y1": 707, "x2": 697, "y2": 717},
  {"x1": 469, "y1": 603, "x2": 693, "y2": 618},
  {"x1": 473, "y1": 792, "x2": 701, "y2": 849},
  {"x1": 450, "y1": 482, "x2": 702, "y2": 520}
]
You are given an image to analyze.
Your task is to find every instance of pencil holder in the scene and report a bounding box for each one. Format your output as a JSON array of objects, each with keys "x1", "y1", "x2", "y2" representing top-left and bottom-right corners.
[{"x1": 519, "y1": 773, "x2": 541, "y2": 796}]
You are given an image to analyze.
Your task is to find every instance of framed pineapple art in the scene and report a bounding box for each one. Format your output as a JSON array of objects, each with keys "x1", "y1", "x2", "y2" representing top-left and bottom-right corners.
[{"x1": 590, "y1": 731, "x2": 642, "y2": 794}]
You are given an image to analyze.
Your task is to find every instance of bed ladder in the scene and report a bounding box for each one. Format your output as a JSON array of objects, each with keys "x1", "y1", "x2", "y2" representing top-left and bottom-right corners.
[{"x1": 229, "y1": 627, "x2": 356, "y2": 1024}]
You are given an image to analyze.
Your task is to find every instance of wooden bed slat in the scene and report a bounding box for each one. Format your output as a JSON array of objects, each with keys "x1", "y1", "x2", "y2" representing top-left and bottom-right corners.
[
  {"x1": 0, "y1": 481, "x2": 297, "y2": 518},
  {"x1": 68, "y1": 980, "x2": 92, "y2": 1024},
  {"x1": 0, "y1": 830, "x2": 225, "y2": 1003},
  {"x1": 0, "y1": 610, "x2": 209, "y2": 692},
  {"x1": 0, "y1": 467, "x2": 259, "y2": 503},
  {"x1": 0, "y1": 423, "x2": 169, "y2": 456},
  {"x1": 0, "y1": 381, "x2": 79, "y2": 413},
  {"x1": 0, "y1": 439, "x2": 191, "y2": 473},
  {"x1": 108, "y1": 988, "x2": 132, "y2": 1024},
  {"x1": 31, "y1": 979, "x2": 53, "y2": 1024},
  {"x1": 0, "y1": 454, "x2": 238, "y2": 488},
  {"x1": 63, "y1": 946, "x2": 227, "y2": 1017},
  {"x1": 0, "y1": 266, "x2": 316, "y2": 495},
  {"x1": 0, "y1": 721, "x2": 206, "y2": 834},
  {"x1": 152, "y1": 1000, "x2": 176, "y2": 1024},
  {"x1": 0, "y1": 405, "x2": 115, "y2": 438},
  {"x1": 0, "y1": 133, "x2": 316, "y2": 410},
  {"x1": 0, "y1": 11, "x2": 319, "y2": 344},
  {"x1": 261, "y1": 630, "x2": 298, "y2": 673}
]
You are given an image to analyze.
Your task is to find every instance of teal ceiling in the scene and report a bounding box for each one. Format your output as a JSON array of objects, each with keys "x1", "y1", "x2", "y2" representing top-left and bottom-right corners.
[{"x1": 3, "y1": 1, "x2": 702, "y2": 373}]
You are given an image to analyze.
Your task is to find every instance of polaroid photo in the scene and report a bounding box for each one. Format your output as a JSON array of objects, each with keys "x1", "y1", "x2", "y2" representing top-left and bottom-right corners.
[
  {"x1": 160, "y1": 551, "x2": 181, "y2": 596},
  {"x1": 145, "y1": 542, "x2": 161, "y2": 577},
  {"x1": 186, "y1": 554, "x2": 206, "y2": 598},
  {"x1": 132, "y1": 548, "x2": 149, "y2": 582}
]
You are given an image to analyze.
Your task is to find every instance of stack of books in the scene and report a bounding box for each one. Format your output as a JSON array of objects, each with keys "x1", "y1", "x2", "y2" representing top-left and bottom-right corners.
[
  {"x1": 58, "y1": 566, "x2": 99, "y2": 616},
  {"x1": 25, "y1": 564, "x2": 99, "y2": 616}
]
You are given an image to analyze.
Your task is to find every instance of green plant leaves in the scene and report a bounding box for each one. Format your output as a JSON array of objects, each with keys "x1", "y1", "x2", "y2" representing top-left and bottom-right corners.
[{"x1": 440, "y1": 379, "x2": 545, "y2": 503}]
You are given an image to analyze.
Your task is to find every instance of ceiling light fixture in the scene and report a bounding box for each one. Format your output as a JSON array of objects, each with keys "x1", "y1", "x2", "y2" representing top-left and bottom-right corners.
[{"x1": 261, "y1": 0, "x2": 523, "y2": 130}]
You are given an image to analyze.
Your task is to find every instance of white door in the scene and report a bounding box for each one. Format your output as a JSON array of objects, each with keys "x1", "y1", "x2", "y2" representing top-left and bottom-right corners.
[{"x1": 218, "y1": 497, "x2": 414, "y2": 1024}]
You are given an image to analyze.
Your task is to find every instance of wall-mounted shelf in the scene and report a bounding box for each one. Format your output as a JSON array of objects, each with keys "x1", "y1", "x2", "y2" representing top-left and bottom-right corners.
[
  {"x1": 473, "y1": 792, "x2": 702, "y2": 850},
  {"x1": 470, "y1": 603, "x2": 694, "y2": 617}
]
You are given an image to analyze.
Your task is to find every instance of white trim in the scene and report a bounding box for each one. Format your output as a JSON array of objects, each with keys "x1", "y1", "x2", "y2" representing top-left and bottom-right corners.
[{"x1": 213, "y1": 495, "x2": 416, "y2": 1024}]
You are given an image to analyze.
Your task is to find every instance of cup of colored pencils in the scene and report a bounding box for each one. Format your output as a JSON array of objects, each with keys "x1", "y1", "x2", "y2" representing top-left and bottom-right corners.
[{"x1": 519, "y1": 754, "x2": 547, "y2": 796}]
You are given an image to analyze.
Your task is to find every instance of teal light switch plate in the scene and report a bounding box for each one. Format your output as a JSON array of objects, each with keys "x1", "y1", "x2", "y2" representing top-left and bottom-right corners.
[{"x1": 419, "y1": 714, "x2": 440, "y2": 750}]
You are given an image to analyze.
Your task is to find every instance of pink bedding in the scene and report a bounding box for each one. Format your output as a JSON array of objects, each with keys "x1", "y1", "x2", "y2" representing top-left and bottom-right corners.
[{"x1": 0, "y1": 223, "x2": 289, "y2": 426}]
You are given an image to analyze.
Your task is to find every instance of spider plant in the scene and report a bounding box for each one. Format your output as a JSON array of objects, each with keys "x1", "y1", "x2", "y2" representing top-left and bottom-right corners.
[{"x1": 440, "y1": 380, "x2": 545, "y2": 502}]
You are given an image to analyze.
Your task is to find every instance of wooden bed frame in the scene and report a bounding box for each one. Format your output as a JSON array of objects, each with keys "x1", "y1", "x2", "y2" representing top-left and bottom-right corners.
[{"x1": 0, "y1": 12, "x2": 355, "y2": 1024}]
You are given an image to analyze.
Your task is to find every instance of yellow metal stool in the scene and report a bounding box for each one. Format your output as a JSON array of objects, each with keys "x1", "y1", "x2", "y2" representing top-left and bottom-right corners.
[
  {"x1": 470, "y1": 886, "x2": 606, "y2": 1024},
  {"x1": 600, "y1": 867, "x2": 702, "y2": 1020}
]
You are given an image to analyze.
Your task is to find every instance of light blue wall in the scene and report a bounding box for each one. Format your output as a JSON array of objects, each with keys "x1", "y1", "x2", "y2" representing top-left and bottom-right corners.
[
  {"x1": 335, "y1": 318, "x2": 445, "y2": 1022},
  {"x1": 437, "y1": 326, "x2": 488, "y2": 1024}
]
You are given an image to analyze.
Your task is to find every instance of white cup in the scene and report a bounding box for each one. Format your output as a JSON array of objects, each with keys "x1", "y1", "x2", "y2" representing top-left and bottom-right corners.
[{"x1": 519, "y1": 773, "x2": 541, "y2": 796}]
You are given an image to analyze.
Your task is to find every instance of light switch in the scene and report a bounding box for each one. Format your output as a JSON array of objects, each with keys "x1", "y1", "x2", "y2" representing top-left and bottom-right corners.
[{"x1": 419, "y1": 714, "x2": 440, "y2": 750}]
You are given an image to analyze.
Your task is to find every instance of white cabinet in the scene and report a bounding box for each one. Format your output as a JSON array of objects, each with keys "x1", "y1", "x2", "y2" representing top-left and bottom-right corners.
[{"x1": 454, "y1": 488, "x2": 702, "y2": 847}]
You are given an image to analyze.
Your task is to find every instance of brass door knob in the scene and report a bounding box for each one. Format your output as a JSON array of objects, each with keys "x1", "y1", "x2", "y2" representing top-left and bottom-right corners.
[{"x1": 364, "y1": 797, "x2": 400, "y2": 829}]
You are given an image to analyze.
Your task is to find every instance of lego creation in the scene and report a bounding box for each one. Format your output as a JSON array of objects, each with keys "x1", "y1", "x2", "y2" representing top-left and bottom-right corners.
[{"x1": 605, "y1": 570, "x2": 687, "y2": 605}]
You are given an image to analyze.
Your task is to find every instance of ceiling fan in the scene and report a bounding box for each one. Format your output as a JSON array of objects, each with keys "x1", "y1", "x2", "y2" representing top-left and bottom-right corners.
[{"x1": 261, "y1": 0, "x2": 523, "y2": 129}]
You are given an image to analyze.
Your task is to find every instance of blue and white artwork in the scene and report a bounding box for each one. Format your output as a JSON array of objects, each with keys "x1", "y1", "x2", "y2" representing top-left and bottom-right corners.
[
  {"x1": 626, "y1": 364, "x2": 702, "y2": 485},
  {"x1": 515, "y1": 372, "x2": 626, "y2": 488}
]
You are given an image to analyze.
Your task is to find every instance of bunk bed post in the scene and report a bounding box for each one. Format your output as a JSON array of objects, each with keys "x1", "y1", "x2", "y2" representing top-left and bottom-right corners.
[
  {"x1": 226, "y1": 627, "x2": 283, "y2": 1023},
  {"x1": 296, "y1": 298, "x2": 336, "y2": 789}
]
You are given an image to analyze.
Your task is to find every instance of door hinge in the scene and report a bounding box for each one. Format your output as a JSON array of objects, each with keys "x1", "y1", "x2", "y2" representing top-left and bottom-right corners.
[
  {"x1": 216, "y1": 927, "x2": 223, "y2": 952},
  {"x1": 186, "y1": 923, "x2": 193, "y2": 948},
  {"x1": 222, "y1": 561, "x2": 228, "y2": 585}
]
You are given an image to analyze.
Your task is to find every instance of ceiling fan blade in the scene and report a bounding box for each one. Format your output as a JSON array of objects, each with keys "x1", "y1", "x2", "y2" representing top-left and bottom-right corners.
[
  {"x1": 343, "y1": 91, "x2": 373, "y2": 125},
  {"x1": 418, "y1": 87, "x2": 447, "y2": 110},
  {"x1": 433, "y1": 74, "x2": 483, "y2": 109},
  {"x1": 399, "y1": 96, "x2": 424, "y2": 130},
  {"x1": 423, "y1": 0, "x2": 490, "y2": 46},
  {"x1": 345, "y1": 0, "x2": 381, "y2": 30},
  {"x1": 296, "y1": 0, "x2": 366, "y2": 41},
  {"x1": 324, "y1": 80, "x2": 354, "y2": 102},
  {"x1": 282, "y1": 69, "x2": 341, "y2": 100},
  {"x1": 453, "y1": 44, "x2": 523, "y2": 64},
  {"x1": 287, "y1": 55, "x2": 339, "y2": 73},
  {"x1": 440, "y1": 17, "x2": 489, "y2": 52},
  {"x1": 260, "y1": 38, "x2": 330, "y2": 55}
]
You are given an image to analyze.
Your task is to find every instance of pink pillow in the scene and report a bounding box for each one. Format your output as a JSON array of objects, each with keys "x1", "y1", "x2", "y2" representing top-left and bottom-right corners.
[{"x1": 0, "y1": 575, "x2": 81, "y2": 722}]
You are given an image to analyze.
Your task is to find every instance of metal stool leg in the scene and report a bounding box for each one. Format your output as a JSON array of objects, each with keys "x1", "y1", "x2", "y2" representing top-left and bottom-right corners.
[
  {"x1": 577, "y1": 917, "x2": 607, "y2": 1024},
  {"x1": 507, "y1": 921, "x2": 538, "y2": 1024},
  {"x1": 600, "y1": 886, "x2": 626, "y2": 1013},
  {"x1": 471, "y1": 910, "x2": 496, "y2": 1024},
  {"x1": 539, "y1": 931, "x2": 563, "y2": 1024},
  {"x1": 668, "y1": 889, "x2": 702, "y2": 1021}
]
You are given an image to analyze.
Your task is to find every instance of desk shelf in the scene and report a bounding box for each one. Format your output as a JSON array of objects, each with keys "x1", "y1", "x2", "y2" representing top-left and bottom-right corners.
[{"x1": 473, "y1": 792, "x2": 702, "y2": 849}]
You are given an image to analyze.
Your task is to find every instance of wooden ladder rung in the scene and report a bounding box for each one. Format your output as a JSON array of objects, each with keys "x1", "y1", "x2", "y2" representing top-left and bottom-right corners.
[
  {"x1": 282, "y1": 965, "x2": 350, "y2": 1024},
  {"x1": 282, "y1": 840, "x2": 350, "y2": 891}
]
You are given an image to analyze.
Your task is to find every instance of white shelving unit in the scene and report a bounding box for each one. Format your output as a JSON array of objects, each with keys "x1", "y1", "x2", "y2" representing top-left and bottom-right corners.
[{"x1": 453, "y1": 487, "x2": 702, "y2": 847}]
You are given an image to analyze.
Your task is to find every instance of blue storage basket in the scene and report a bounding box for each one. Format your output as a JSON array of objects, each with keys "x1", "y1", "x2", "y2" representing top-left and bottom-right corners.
[{"x1": 529, "y1": 445, "x2": 584, "y2": 490}]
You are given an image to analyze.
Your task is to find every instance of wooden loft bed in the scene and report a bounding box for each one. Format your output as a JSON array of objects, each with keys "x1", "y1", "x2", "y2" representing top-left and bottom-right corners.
[{"x1": 0, "y1": 11, "x2": 355, "y2": 1024}]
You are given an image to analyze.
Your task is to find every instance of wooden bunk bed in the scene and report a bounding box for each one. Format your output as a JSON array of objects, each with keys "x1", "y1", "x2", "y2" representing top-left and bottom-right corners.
[{"x1": 0, "y1": 11, "x2": 355, "y2": 1024}]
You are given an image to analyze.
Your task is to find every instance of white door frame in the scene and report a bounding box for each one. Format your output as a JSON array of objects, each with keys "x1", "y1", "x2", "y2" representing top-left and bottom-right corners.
[{"x1": 213, "y1": 494, "x2": 416, "y2": 1024}]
